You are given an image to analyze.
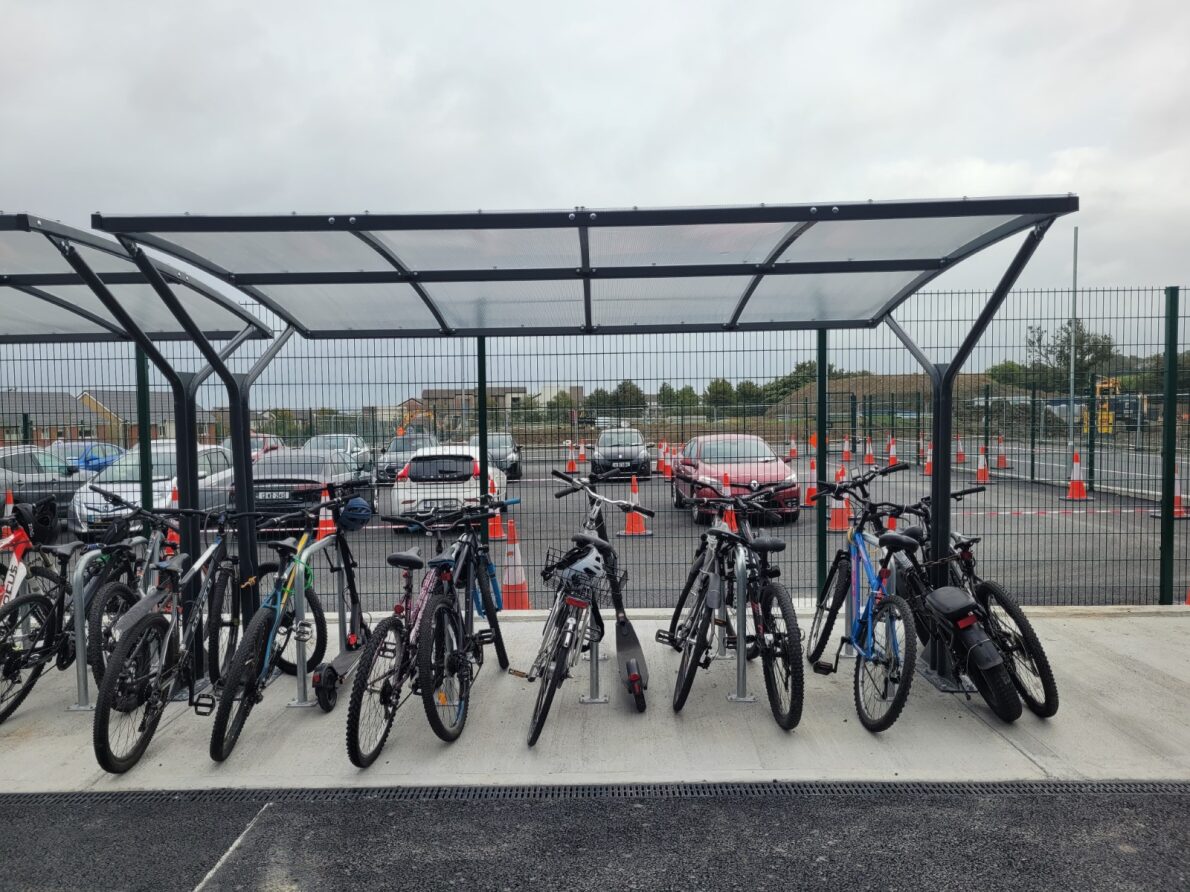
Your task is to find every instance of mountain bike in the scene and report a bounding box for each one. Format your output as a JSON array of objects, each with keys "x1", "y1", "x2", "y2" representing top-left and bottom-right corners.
[
  {"x1": 805, "y1": 463, "x2": 918, "y2": 733},
  {"x1": 0, "y1": 497, "x2": 58, "y2": 608},
  {"x1": 521, "y1": 471, "x2": 653, "y2": 746},
  {"x1": 657, "y1": 480, "x2": 803, "y2": 729},
  {"x1": 887, "y1": 488, "x2": 1058, "y2": 719}
]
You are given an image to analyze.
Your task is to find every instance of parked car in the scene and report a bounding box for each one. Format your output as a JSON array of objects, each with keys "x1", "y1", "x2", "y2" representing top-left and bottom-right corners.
[
  {"x1": 69, "y1": 441, "x2": 235, "y2": 537},
  {"x1": 468, "y1": 432, "x2": 522, "y2": 480},
  {"x1": 672, "y1": 434, "x2": 800, "y2": 525},
  {"x1": 590, "y1": 427, "x2": 651, "y2": 479},
  {"x1": 0, "y1": 445, "x2": 84, "y2": 520},
  {"x1": 375, "y1": 430, "x2": 439, "y2": 484},
  {"x1": 304, "y1": 434, "x2": 372, "y2": 473},
  {"x1": 46, "y1": 439, "x2": 123, "y2": 474},
  {"x1": 247, "y1": 447, "x2": 373, "y2": 525},
  {"x1": 385, "y1": 445, "x2": 505, "y2": 520},
  {"x1": 220, "y1": 432, "x2": 284, "y2": 462}
]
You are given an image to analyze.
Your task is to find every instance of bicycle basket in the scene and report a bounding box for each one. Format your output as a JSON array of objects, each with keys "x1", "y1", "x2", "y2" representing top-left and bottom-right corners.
[{"x1": 541, "y1": 546, "x2": 627, "y2": 604}]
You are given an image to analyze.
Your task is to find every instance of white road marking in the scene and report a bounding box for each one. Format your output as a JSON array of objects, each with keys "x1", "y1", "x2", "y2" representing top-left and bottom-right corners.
[{"x1": 193, "y1": 802, "x2": 273, "y2": 892}]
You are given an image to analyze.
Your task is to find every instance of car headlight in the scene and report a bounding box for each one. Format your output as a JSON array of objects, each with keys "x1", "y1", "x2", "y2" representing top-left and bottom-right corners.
[{"x1": 638, "y1": 450, "x2": 649, "y2": 461}]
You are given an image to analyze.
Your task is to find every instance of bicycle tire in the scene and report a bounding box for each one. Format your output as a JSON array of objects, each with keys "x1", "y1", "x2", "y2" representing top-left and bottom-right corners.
[
  {"x1": 760, "y1": 583, "x2": 804, "y2": 730},
  {"x1": 968, "y1": 660, "x2": 1022, "y2": 724},
  {"x1": 255, "y1": 561, "x2": 327, "y2": 676},
  {"x1": 477, "y1": 566, "x2": 508, "y2": 670},
  {"x1": 667, "y1": 554, "x2": 707, "y2": 652},
  {"x1": 527, "y1": 630, "x2": 570, "y2": 747},
  {"x1": 975, "y1": 581, "x2": 1059, "y2": 718},
  {"x1": 346, "y1": 614, "x2": 406, "y2": 768},
  {"x1": 93, "y1": 612, "x2": 170, "y2": 774},
  {"x1": 205, "y1": 567, "x2": 241, "y2": 686},
  {"x1": 0, "y1": 594, "x2": 53, "y2": 725},
  {"x1": 417, "y1": 590, "x2": 469, "y2": 742},
  {"x1": 87, "y1": 580, "x2": 138, "y2": 688},
  {"x1": 672, "y1": 602, "x2": 713, "y2": 713},
  {"x1": 806, "y1": 554, "x2": 849, "y2": 664},
  {"x1": 209, "y1": 607, "x2": 275, "y2": 762},
  {"x1": 852, "y1": 593, "x2": 916, "y2": 733}
]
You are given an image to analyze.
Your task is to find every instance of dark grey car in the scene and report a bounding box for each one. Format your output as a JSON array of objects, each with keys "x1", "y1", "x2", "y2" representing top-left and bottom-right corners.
[
  {"x1": 250, "y1": 447, "x2": 373, "y2": 525},
  {"x1": 468, "y1": 432, "x2": 522, "y2": 479},
  {"x1": 375, "y1": 431, "x2": 439, "y2": 483},
  {"x1": 0, "y1": 445, "x2": 83, "y2": 519}
]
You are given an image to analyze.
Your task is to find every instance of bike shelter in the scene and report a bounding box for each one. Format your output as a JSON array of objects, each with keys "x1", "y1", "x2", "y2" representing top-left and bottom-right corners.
[
  {"x1": 91, "y1": 196, "x2": 1079, "y2": 701},
  {"x1": 0, "y1": 214, "x2": 271, "y2": 707}
]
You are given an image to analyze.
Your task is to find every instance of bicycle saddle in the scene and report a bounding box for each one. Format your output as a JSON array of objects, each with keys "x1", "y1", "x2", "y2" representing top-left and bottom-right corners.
[
  {"x1": 750, "y1": 537, "x2": 786, "y2": 554},
  {"x1": 387, "y1": 548, "x2": 425, "y2": 570},
  {"x1": 571, "y1": 531, "x2": 614, "y2": 554},
  {"x1": 901, "y1": 525, "x2": 927, "y2": 544},
  {"x1": 266, "y1": 537, "x2": 301, "y2": 557},
  {"x1": 155, "y1": 553, "x2": 189, "y2": 576},
  {"x1": 39, "y1": 542, "x2": 84, "y2": 561},
  {"x1": 877, "y1": 532, "x2": 920, "y2": 555}
]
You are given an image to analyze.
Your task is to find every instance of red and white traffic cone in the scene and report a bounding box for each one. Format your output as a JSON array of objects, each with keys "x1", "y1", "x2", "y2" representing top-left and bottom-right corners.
[
  {"x1": 663, "y1": 444, "x2": 674, "y2": 480},
  {"x1": 0, "y1": 488, "x2": 12, "y2": 536},
  {"x1": 923, "y1": 441, "x2": 933, "y2": 477},
  {"x1": 721, "y1": 471, "x2": 738, "y2": 533},
  {"x1": 828, "y1": 466, "x2": 850, "y2": 531},
  {"x1": 788, "y1": 436, "x2": 798, "y2": 460},
  {"x1": 487, "y1": 477, "x2": 505, "y2": 540},
  {"x1": 863, "y1": 436, "x2": 876, "y2": 466},
  {"x1": 975, "y1": 445, "x2": 991, "y2": 485},
  {"x1": 617, "y1": 475, "x2": 653, "y2": 537},
  {"x1": 1152, "y1": 468, "x2": 1189, "y2": 520},
  {"x1": 565, "y1": 441, "x2": 578, "y2": 474},
  {"x1": 955, "y1": 434, "x2": 967, "y2": 464},
  {"x1": 316, "y1": 486, "x2": 336, "y2": 539},
  {"x1": 501, "y1": 519, "x2": 530, "y2": 609},
  {"x1": 805, "y1": 458, "x2": 818, "y2": 505},
  {"x1": 165, "y1": 483, "x2": 182, "y2": 549},
  {"x1": 842, "y1": 435, "x2": 853, "y2": 462},
  {"x1": 1062, "y1": 451, "x2": 1091, "y2": 501},
  {"x1": 578, "y1": 440, "x2": 587, "y2": 463},
  {"x1": 996, "y1": 434, "x2": 1011, "y2": 470},
  {"x1": 887, "y1": 436, "x2": 898, "y2": 468}
]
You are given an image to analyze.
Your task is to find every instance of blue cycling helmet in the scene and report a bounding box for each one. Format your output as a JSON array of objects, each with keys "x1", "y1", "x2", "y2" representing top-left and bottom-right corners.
[{"x1": 338, "y1": 496, "x2": 373, "y2": 532}]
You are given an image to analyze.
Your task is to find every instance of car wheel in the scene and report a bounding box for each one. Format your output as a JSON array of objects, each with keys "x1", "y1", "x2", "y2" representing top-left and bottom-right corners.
[
  {"x1": 786, "y1": 510, "x2": 800, "y2": 524},
  {"x1": 691, "y1": 502, "x2": 709, "y2": 526},
  {"x1": 671, "y1": 482, "x2": 685, "y2": 509}
]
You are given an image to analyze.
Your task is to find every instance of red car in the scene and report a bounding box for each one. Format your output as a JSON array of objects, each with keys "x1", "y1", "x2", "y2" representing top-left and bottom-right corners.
[{"x1": 672, "y1": 434, "x2": 800, "y2": 524}]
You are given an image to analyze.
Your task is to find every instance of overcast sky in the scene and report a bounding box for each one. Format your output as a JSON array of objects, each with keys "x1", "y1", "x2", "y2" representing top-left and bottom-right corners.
[{"x1": 3, "y1": 0, "x2": 1187, "y2": 291}]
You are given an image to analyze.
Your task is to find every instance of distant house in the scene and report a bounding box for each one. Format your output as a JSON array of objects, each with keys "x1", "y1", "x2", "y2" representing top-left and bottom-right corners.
[
  {"x1": 0, "y1": 390, "x2": 105, "y2": 445},
  {"x1": 78, "y1": 389, "x2": 217, "y2": 443}
]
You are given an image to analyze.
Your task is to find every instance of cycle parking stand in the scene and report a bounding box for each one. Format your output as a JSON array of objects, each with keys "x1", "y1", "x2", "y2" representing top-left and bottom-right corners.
[
  {"x1": 579, "y1": 640, "x2": 608, "y2": 705},
  {"x1": 67, "y1": 548, "x2": 106, "y2": 711},
  {"x1": 727, "y1": 545, "x2": 755, "y2": 704},
  {"x1": 288, "y1": 535, "x2": 340, "y2": 708}
]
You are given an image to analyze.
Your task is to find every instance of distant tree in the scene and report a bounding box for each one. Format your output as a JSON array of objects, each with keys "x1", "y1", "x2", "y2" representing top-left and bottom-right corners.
[
  {"x1": 734, "y1": 380, "x2": 764, "y2": 416},
  {"x1": 985, "y1": 360, "x2": 1031, "y2": 389},
  {"x1": 657, "y1": 383, "x2": 677, "y2": 409},
  {"x1": 587, "y1": 388, "x2": 613, "y2": 412},
  {"x1": 704, "y1": 378, "x2": 734, "y2": 418},
  {"x1": 1026, "y1": 321, "x2": 1119, "y2": 391},
  {"x1": 674, "y1": 385, "x2": 700, "y2": 410},
  {"x1": 761, "y1": 360, "x2": 863, "y2": 404},
  {"x1": 611, "y1": 380, "x2": 646, "y2": 412}
]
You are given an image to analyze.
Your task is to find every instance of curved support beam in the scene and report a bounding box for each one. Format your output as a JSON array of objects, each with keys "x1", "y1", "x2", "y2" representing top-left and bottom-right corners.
[
  {"x1": 352, "y1": 232, "x2": 452, "y2": 334},
  {"x1": 727, "y1": 221, "x2": 815, "y2": 327},
  {"x1": 8, "y1": 284, "x2": 129, "y2": 339}
]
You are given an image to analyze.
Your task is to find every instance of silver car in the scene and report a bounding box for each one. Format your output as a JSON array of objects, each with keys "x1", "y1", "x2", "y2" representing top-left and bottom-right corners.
[
  {"x1": 304, "y1": 434, "x2": 373, "y2": 473},
  {"x1": 0, "y1": 445, "x2": 84, "y2": 520}
]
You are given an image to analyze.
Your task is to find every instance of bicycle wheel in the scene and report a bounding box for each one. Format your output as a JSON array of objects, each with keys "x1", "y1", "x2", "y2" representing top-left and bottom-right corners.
[
  {"x1": 209, "y1": 607, "x2": 275, "y2": 762},
  {"x1": 853, "y1": 593, "x2": 917, "y2": 733},
  {"x1": 417, "y1": 590, "x2": 469, "y2": 742},
  {"x1": 672, "y1": 600, "x2": 713, "y2": 713},
  {"x1": 346, "y1": 614, "x2": 406, "y2": 768},
  {"x1": 87, "y1": 581, "x2": 138, "y2": 687},
  {"x1": 477, "y1": 567, "x2": 508, "y2": 670},
  {"x1": 667, "y1": 556, "x2": 708, "y2": 652},
  {"x1": 976, "y1": 581, "x2": 1059, "y2": 718},
  {"x1": 0, "y1": 594, "x2": 52, "y2": 724},
  {"x1": 93, "y1": 612, "x2": 171, "y2": 774},
  {"x1": 255, "y1": 562, "x2": 327, "y2": 676},
  {"x1": 968, "y1": 660, "x2": 1022, "y2": 723},
  {"x1": 806, "y1": 554, "x2": 849, "y2": 664},
  {"x1": 760, "y1": 583, "x2": 804, "y2": 730},
  {"x1": 205, "y1": 567, "x2": 241, "y2": 686},
  {"x1": 527, "y1": 630, "x2": 571, "y2": 748}
]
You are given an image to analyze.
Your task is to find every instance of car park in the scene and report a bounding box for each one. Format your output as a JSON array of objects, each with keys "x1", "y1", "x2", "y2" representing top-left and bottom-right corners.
[
  {"x1": 0, "y1": 445, "x2": 85, "y2": 520},
  {"x1": 386, "y1": 445, "x2": 505, "y2": 519},
  {"x1": 375, "y1": 430, "x2": 439, "y2": 484},
  {"x1": 46, "y1": 439, "x2": 123, "y2": 474},
  {"x1": 590, "y1": 427, "x2": 651, "y2": 478},
  {"x1": 672, "y1": 434, "x2": 799, "y2": 524},
  {"x1": 468, "y1": 431, "x2": 522, "y2": 480},
  {"x1": 220, "y1": 432, "x2": 283, "y2": 462},
  {"x1": 68, "y1": 441, "x2": 235, "y2": 537},
  {"x1": 246, "y1": 447, "x2": 372, "y2": 525},
  {"x1": 304, "y1": 434, "x2": 373, "y2": 473}
]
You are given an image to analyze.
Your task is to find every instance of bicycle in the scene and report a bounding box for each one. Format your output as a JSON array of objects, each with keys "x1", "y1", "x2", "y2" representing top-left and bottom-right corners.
[
  {"x1": 521, "y1": 470, "x2": 653, "y2": 747},
  {"x1": 0, "y1": 497, "x2": 59, "y2": 609},
  {"x1": 805, "y1": 463, "x2": 918, "y2": 733},
  {"x1": 657, "y1": 480, "x2": 804, "y2": 729},
  {"x1": 887, "y1": 487, "x2": 1059, "y2": 719}
]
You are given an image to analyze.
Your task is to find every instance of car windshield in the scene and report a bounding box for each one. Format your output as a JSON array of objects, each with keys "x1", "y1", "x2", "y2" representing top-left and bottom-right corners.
[
  {"x1": 700, "y1": 438, "x2": 778, "y2": 462},
  {"x1": 222, "y1": 436, "x2": 269, "y2": 452},
  {"x1": 469, "y1": 434, "x2": 514, "y2": 449},
  {"x1": 254, "y1": 450, "x2": 331, "y2": 479},
  {"x1": 48, "y1": 442, "x2": 86, "y2": 461},
  {"x1": 388, "y1": 434, "x2": 432, "y2": 452},
  {"x1": 598, "y1": 431, "x2": 644, "y2": 448},
  {"x1": 306, "y1": 435, "x2": 351, "y2": 450},
  {"x1": 95, "y1": 448, "x2": 175, "y2": 483}
]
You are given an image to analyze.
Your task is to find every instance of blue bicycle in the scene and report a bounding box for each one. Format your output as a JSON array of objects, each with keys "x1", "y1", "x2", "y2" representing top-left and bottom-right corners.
[{"x1": 805, "y1": 463, "x2": 918, "y2": 733}]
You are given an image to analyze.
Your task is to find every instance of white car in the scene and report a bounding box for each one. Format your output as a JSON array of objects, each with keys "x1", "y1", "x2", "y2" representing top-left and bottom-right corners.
[{"x1": 384, "y1": 445, "x2": 506, "y2": 518}]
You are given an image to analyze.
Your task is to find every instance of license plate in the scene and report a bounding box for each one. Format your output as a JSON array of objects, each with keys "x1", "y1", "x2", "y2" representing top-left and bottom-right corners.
[
  {"x1": 420, "y1": 499, "x2": 460, "y2": 511},
  {"x1": 613, "y1": 461, "x2": 630, "y2": 468},
  {"x1": 257, "y1": 491, "x2": 288, "y2": 501}
]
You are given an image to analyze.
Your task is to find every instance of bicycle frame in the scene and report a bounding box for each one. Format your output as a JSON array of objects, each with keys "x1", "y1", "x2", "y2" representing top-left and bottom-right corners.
[{"x1": 844, "y1": 530, "x2": 898, "y2": 664}]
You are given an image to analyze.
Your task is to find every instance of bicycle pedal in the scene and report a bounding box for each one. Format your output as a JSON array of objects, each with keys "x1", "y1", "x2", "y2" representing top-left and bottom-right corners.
[
  {"x1": 507, "y1": 668, "x2": 528, "y2": 679},
  {"x1": 698, "y1": 655, "x2": 713, "y2": 669},
  {"x1": 812, "y1": 660, "x2": 836, "y2": 676},
  {"x1": 725, "y1": 634, "x2": 738, "y2": 649},
  {"x1": 192, "y1": 693, "x2": 216, "y2": 716},
  {"x1": 293, "y1": 621, "x2": 313, "y2": 643},
  {"x1": 474, "y1": 629, "x2": 495, "y2": 647},
  {"x1": 654, "y1": 630, "x2": 676, "y2": 647}
]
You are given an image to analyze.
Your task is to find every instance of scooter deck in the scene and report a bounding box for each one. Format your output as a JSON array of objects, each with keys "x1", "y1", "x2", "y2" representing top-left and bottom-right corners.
[{"x1": 614, "y1": 615, "x2": 649, "y2": 687}]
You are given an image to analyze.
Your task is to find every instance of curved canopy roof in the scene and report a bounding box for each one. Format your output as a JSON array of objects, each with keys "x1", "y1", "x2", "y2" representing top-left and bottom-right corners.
[
  {"x1": 94, "y1": 195, "x2": 1077, "y2": 339},
  {"x1": 0, "y1": 215, "x2": 269, "y2": 343}
]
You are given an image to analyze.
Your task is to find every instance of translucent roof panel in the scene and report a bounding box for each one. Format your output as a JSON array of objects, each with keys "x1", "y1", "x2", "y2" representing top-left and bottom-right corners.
[
  {"x1": 429, "y1": 280, "x2": 584, "y2": 331},
  {"x1": 0, "y1": 286, "x2": 113, "y2": 338},
  {"x1": 44, "y1": 283, "x2": 254, "y2": 336},
  {"x1": 0, "y1": 229, "x2": 138, "y2": 275},
  {"x1": 589, "y1": 223, "x2": 790, "y2": 267},
  {"x1": 161, "y1": 231, "x2": 392, "y2": 273},
  {"x1": 740, "y1": 272, "x2": 921, "y2": 326},
  {"x1": 375, "y1": 228, "x2": 580, "y2": 271},
  {"x1": 777, "y1": 215, "x2": 1024, "y2": 263},
  {"x1": 592, "y1": 277, "x2": 751, "y2": 327},
  {"x1": 252, "y1": 283, "x2": 440, "y2": 332}
]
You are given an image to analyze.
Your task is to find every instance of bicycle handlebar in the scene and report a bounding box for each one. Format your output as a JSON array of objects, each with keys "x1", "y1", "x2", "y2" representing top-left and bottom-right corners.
[{"x1": 550, "y1": 469, "x2": 656, "y2": 517}]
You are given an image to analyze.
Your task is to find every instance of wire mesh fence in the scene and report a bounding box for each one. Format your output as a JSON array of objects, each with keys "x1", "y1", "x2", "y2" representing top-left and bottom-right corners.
[{"x1": 0, "y1": 286, "x2": 1185, "y2": 611}]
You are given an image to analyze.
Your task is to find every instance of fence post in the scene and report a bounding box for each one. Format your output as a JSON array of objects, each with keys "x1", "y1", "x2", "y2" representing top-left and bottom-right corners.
[
  {"x1": 1086, "y1": 375, "x2": 1097, "y2": 493},
  {"x1": 477, "y1": 337, "x2": 490, "y2": 548},
  {"x1": 816, "y1": 330, "x2": 828, "y2": 594},
  {"x1": 1029, "y1": 384, "x2": 1038, "y2": 482},
  {"x1": 135, "y1": 347, "x2": 154, "y2": 509},
  {"x1": 890, "y1": 392, "x2": 897, "y2": 453},
  {"x1": 21, "y1": 413, "x2": 31, "y2": 445},
  {"x1": 1159, "y1": 286, "x2": 1180, "y2": 606},
  {"x1": 983, "y1": 384, "x2": 992, "y2": 456},
  {"x1": 915, "y1": 391, "x2": 923, "y2": 466},
  {"x1": 849, "y1": 392, "x2": 858, "y2": 445}
]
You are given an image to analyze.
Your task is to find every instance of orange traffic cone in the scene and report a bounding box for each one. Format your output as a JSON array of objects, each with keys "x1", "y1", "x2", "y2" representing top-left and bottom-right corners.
[
  {"x1": 976, "y1": 445, "x2": 991, "y2": 484},
  {"x1": 487, "y1": 477, "x2": 505, "y2": 540},
  {"x1": 1062, "y1": 451, "x2": 1091, "y2": 501},
  {"x1": 662, "y1": 445, "x2": 674, "y2": 480},
  {"x1": 2, "y1": 488, "x2": 13, "y2": 520},
  {"x1": 721, "y1": 472, "x2": 738, "y2": 533},
  {"x1": 788, "y1": 436, "x2": 798, "y2": 460},
  {"x1": 1152, "y1": 469, "x2": 1189, "y2": 520},
  {"x1": 617, "y1": 474, "x2": 653, "y2": 537},
  {"x1": 656, "y1": 444, "x2": 667, "y2": 476},
  {"x1": 828, "y1": 466, "x2": 850, "y2": 531},
  {"x1": 923, "y1": 441, "x2": 933, "y2": 477},
  {"x1": 863, "y1": 436, "x2": 876, "y2": 466},
  {"x1": 842, "y1": 435, "x2": 853, "y2": 462},
  {"x1": 315, "y1": 486, "x2": 336, "y2": 539},
  {"x1": 165, "y1": 484, "x2": 181, "y2": 549},
  {"x1": 955, "y1": 434, "x2": 967, "y2": 464},
  {"x1": 887, "y1": 436, "x2": 898, "y2": 468},
  {"x1": 809, "y1": 432, "x2": 818, "y2": 456},
  {"x1": 501, "y1": 519, "x2": 530, "y2": 609},
  {"x1": 578, "y1": 440, "x2": 587, "y2": 463},
  {"x1": 996, "y1": 434, "x2": 1011, "y2": 470},
  {"x1": 805, "y1": 458, "x2": 818, "y2": 505},
  {"x1": 565, "y1": 441, "x2": 578, "y2": 474}
]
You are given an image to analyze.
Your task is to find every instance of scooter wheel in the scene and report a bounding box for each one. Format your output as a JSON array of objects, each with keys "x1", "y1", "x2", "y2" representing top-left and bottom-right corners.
[
  {"x1": 315, "y1": 665, "x2": 338, "y2": 713},
  {"x1": 631, "y1": 682, "x2": 646, "y2": 713}
]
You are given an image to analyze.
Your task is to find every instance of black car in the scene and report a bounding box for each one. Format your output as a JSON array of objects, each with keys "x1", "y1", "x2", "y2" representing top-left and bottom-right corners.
[
  {"x1": 375, "y1": 431, "x2": 440, "y2": 483},
  {"x1": 590, "y1": 428, "x2": 651, "y2": 479},
  {"x1": 247, "y1": 448, "x2": 372, "y2": 527},
  {"x1": 468, "y1": 432, "x2": 522, "y2": 480}
]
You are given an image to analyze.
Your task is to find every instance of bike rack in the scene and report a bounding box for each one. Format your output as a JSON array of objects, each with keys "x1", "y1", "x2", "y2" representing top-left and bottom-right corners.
[
  {"x1": 579, "y1": 639, "x2": 608, "y2": 705},
  {"x1": 727, "y1": 545, "x2": 755, "y2": 703},
  {"x1": 288, "y1": 535, "x2": 339, "y2": 707},
  {"x1": 67, "y1": 549, "x2": 106, "y2": 711}
]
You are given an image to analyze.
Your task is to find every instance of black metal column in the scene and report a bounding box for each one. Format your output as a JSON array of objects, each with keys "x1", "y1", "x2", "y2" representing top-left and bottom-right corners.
[
  {"x1": 1159, "y1": 286, "x2": 1180, "y2": 605},
  {"x1": 816, "y1": 330, "x2": 828, "y2": 592}
]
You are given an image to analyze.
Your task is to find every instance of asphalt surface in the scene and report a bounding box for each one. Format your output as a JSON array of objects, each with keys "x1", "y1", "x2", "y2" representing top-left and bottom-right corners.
[{"x1": 2, "y1": 785, "x2": 1186, "y2": 891}]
